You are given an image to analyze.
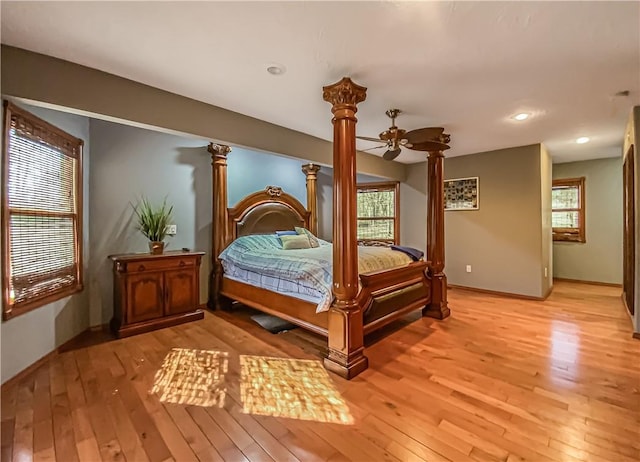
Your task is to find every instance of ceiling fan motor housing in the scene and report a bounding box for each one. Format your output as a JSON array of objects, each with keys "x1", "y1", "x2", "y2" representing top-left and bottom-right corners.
[{"x1": 357, "y1": 108, "x2": 451, "y2": 161}]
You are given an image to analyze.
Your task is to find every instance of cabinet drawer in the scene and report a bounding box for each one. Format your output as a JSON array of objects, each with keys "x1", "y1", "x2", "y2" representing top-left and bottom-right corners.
[{"x1": 124, "y1": 257, "x2": 196, "y2": 273}]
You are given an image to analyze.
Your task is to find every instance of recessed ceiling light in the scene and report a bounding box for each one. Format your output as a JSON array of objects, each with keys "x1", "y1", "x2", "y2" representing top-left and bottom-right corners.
[
  {"x1": 266, "y1": 64, "x2": 286, "y2": 76},
  {"x1": 512, "y1": 113, "x2": 530, "y2": 121},
  {"x1": 576, "y1": 136, "x2": 590, "y2": 144}
]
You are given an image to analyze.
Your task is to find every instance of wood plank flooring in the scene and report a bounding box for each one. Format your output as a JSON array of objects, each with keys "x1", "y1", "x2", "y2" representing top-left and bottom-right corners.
[{"x1": 2, "y1": 281, "x2": 639, "y2": 462}]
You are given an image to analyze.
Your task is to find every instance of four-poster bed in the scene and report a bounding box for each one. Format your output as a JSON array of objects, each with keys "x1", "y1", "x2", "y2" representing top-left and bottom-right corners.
[{"x1": 207, "y1": 77, "x2": 450, "y2": 379}]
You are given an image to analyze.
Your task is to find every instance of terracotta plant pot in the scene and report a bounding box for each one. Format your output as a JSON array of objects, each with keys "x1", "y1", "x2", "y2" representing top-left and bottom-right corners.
[{"x1": 149, "y1": 241, "x2": 165, "y2": 255}]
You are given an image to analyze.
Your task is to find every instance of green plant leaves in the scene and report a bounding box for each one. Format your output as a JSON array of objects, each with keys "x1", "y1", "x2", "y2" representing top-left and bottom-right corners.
[{"x1": 132, "y1": 196, "x2": 174, "y2": 242}]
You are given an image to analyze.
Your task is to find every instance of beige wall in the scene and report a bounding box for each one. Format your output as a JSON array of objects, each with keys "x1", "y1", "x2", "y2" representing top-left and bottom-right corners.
[
  {"x1": 400, "y1": 162, "x2": 428, "y2": 251},
  {"x1": 1, "y1": 45, "x2": 406, "y2": 182},
  {"x1": 540, "y1": 145, "x2": 553, "y2": 295},
  {"x1": 398, "y1": 145, "x2": 550, "y2": 298},
  {"x1": 552, "y1": 157, "x2": 623, "y2": 285},
  {"x1": 623, "y1": 106, "x2": 640, "y2": 333},
  {"x1": 444, "y1": 145, "x2": 548, "y2": 298},
  {"x1": 1, "y1": 103, "x2": 91, "y2": 384}
]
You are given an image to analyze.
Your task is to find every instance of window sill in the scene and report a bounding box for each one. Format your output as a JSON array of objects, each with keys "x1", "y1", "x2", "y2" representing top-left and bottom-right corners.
[
  {"x1": 3, "y1": 284, "x2": 84, "y2": 321},
  {"x1": 553, "y1": 236, "x2": 586, "y2": 243}
]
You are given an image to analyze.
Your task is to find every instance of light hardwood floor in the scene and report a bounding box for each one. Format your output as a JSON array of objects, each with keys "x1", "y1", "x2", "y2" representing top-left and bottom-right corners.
[{"x1": 2, "y1": 281, "x2": 639, "y2": 462}]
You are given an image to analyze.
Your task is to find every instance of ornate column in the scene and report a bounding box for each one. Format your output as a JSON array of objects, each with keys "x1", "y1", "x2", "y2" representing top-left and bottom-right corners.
[
  {"x1": 301, "y1": 163, "x2": 321, "y2": 235},
  {"x1": 322, "y1": 77, "x2": 369, "y2": 379},
  {"x1": 423, "y1": 149, "x2": 451, "y2": 319},
  {"x1": 207, "y1": 143, "x2": 232, "y2": 310}
]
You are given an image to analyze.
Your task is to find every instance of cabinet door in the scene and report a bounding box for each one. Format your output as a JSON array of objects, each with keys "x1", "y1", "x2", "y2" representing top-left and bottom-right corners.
[
  {"x1": 126, "y1": 273, "x2": 164, "y2": 324},
  {"x1": 164, "y1": 269, "x2": 198, "y2": 315}
]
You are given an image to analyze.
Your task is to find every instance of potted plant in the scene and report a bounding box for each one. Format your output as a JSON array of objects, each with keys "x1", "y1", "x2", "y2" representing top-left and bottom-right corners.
[{"x1": 132, "y1": 196, "x2": 174, "y2": 254}]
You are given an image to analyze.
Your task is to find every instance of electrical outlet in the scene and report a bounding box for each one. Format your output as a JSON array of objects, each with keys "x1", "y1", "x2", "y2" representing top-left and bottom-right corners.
[
  {"x1": 166, "y1": 224, "x2": 177, "y2": 235},
  {"x1": 466, "y1": 265, "x2": 472, "y2": 273}
]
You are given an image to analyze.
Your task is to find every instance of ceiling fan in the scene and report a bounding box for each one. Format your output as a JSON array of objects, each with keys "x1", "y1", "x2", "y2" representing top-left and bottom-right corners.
[{"x1": 357, "y1": 109, "x2": 451, "y2": 161}]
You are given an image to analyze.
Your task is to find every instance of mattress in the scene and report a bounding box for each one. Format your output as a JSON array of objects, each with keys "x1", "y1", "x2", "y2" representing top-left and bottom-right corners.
[
  {"x1": 223, "y1": 265, "x2": 324, "y2": 305},
  {"x1": 219, "y1": 234, "x2": 413, "y2": 313}
]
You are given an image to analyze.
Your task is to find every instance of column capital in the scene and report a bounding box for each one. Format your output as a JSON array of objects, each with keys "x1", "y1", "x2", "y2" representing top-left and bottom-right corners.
[
  {"x1": 301, "y1": 163, "x2": 321, "y2": 177},
  {"x1": 207, "y1": 143, "x2": 232, "y2": 159},
  {"x1": 322, "y1": 77, "x2": 367, "y2": 112}
]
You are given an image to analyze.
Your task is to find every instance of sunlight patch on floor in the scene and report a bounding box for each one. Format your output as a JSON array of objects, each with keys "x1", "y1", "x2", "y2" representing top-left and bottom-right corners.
[
  {"x1": 240, "y1": 355, "x2": 354, "y2": 424},
  {"x1": 151, "y1": 348, "x2": 228, "y2": 407}
]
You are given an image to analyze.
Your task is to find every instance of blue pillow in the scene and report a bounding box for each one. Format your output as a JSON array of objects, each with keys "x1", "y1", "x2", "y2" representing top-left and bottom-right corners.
[{"x1": 275, "y1": 230, "x2": 297, "y2": 236}]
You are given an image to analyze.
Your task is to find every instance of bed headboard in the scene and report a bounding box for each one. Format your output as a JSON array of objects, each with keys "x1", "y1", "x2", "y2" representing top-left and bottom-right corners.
[{"x1": 227, "y1": 186, "x2": 310, "y2": 240}]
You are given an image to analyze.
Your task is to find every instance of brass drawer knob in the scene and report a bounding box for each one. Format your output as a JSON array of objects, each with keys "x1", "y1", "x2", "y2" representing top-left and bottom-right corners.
[{"x1": 137, "y1": 264, "x2": 146, "y2": 271}]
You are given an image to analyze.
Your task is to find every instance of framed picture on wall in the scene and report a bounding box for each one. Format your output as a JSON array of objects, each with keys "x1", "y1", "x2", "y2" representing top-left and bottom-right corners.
[{"x1": 444, "y1": 177, "x2": 479, "y2": 211}]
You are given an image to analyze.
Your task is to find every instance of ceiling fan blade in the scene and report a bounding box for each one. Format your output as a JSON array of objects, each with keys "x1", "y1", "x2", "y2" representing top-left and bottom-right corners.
[
  {"x1": 406, "y1": 140, "x2": 451, "y2": 152},
  {"x1": 383, "y1": 148, "x2": 402, "y2": 161},
  {"x1": 404, "y1": 127, "x2": 445, "y2": 144},
  {"x1": 357, "y1": 135, "x2": 385, "y2": 143},
  {"x1": 361, "y1": 145, "x2": 388, "y2": 152}
]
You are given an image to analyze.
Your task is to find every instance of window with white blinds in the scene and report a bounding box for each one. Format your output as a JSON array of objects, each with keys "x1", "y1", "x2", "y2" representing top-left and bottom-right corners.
[
  {"x1": 552, "y1": 177, "x2": 585, "y2": 243},
  {"x1": 2, "y1": 102, "x2": 83, "y2": 319},
  {"x1": 356, "y1": 182, "x2": 400, "y2": 245}
]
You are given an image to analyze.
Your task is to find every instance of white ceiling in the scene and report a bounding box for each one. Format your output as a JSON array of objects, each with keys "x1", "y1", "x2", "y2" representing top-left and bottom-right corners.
[{"x1": 2, "y1": 1, "x2": 639, "y2": 164}]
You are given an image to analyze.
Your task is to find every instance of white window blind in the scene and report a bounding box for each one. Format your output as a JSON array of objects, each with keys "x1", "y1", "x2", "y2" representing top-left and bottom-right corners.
[
  {"x1": 356, "y1": 182, "x2": 399, "y2": 245},
  {"x1": 3, "y1": 102, "x2": 83, "y2": 319}
]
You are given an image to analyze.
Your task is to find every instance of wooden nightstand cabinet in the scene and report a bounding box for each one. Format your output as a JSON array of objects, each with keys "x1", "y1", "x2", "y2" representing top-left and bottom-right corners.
[{"x1": 109, "y1": 251, "x2": 205, "y2": 338}]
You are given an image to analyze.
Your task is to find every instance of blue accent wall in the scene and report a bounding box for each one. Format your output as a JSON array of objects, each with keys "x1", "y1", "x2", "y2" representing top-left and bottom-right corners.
[{"x1": 227, "y1": 148, "x2": 308, "y2": 207}]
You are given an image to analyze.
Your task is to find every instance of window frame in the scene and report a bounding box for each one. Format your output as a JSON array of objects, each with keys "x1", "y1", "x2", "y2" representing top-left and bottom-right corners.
[
  {"x1": 2, "y1": 101, "x2": 84, "y2": 320},
  {"x1": 552, "y1": 177, "x2": 585, "y2": 243},
  {"x1": 355, "y1": 181, "x2": 400, "y2": 246}
]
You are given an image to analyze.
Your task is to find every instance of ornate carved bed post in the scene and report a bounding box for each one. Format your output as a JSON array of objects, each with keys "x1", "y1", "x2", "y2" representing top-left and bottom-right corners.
[
  {"x1": 322, "y1": 77, "x2": 369, "y2": 379},
  {"x1": 424, "y1": 149, "x2": 451, "y2": 319},
  {"x1": 208, "y1": 143, "x2": 232, "y2": 310},
  {"x1": 301, "y1": 163, "x2": 321, "y2": 236}
]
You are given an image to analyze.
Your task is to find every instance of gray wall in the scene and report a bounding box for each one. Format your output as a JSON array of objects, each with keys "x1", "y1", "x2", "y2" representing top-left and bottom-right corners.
[
  {"x1": 1, "y1": 103, "x2": 91, "y2": 384},
  {"x1": 1, "y1": 107, "x2": 401, "y2": 383},
  {"x1": 88, "y1": 119, "x2": 212, "y2": 326},
  {"x1": 552, "y1": 157, "x2": 623, "y2": 284},
  {"x1": 88, "y1": 121, "x2": 313, "y2": 328},
  {"x1": 444, "y1": 145, "x2": 548, "y2": 298}
]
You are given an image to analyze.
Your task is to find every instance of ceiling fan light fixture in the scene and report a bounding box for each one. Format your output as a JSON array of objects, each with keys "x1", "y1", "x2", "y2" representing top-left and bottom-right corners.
[{"x1": 357, "y1": 109, "x2": 450, "y2": 161}]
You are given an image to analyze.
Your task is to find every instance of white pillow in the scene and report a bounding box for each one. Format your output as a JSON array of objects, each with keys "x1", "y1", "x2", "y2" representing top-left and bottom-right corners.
[
  {"x1": 280, "y1": 234, "x2": 312, "y2": 250},
  {"x1": 295, "y1": 227, "x2": 320, "y2": 248}
]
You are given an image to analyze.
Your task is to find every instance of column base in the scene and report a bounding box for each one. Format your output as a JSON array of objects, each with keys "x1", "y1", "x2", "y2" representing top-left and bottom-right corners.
[
  {"x1": 423, "y1": 303, "x2": 451, "y2": 320},
  {"x1": 324, "y1": 348, "x2": 369, "y2": 380},
  {"x1": 212, "y1": 296, "x2": 233, "y2": 311},
  {"x1": 425, "y1": 271, "x2": 450, "y2": 319},
  {"x1": 209, "y1": 266, "x2": 233, "y2": 311}
]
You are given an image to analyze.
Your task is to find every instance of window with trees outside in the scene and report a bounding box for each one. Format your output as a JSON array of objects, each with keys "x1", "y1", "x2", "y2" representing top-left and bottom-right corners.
[
  {"x1": 552, "y1": 177, "x2": 585, "y2": 243},
  {"x1": 356, "y1": 182, "x2": 399, "y2": 245},
  {"x1": 2, "y1": 102, "x2": 84, "y2": 320}
]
